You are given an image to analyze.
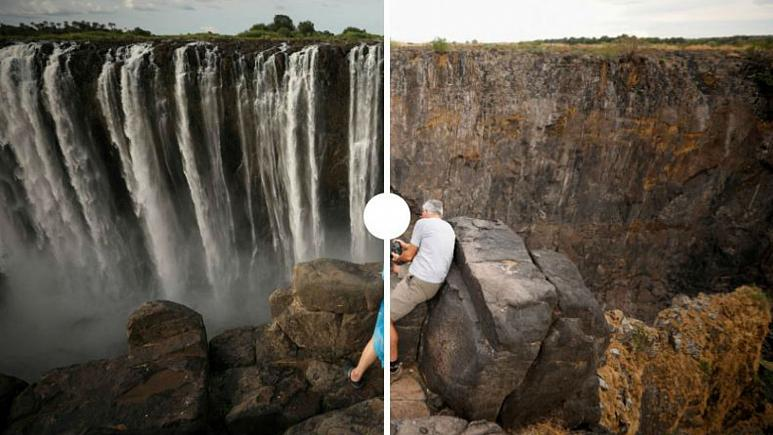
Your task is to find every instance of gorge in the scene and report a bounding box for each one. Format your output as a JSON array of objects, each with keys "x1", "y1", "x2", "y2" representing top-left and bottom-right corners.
[
  {"x1": 0, "y1": 40, "x2": 383, "y2": 380},
  {"x1": 391, "y1": 46, "x2": 773, "y2": 321}
]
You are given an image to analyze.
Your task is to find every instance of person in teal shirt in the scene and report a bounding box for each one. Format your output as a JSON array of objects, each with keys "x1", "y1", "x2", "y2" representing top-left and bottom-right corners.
[{"x1": 347, "y1": 275, "x2": 385, "y2": 388}]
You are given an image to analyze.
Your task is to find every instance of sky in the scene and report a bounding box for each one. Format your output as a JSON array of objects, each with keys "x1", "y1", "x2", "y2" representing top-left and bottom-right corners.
[
  {"x1": 0, "y1": 0, "x2": 383, "y2": 35},
  {"x1": 391, "y1": 0, "x2": 773, "y2": 42}
]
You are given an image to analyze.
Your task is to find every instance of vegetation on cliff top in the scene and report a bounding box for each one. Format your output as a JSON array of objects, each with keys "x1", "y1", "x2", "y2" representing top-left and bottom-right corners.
[
  {"x1": 402, "y1": 34, "x2": 773, "y2": 55},
  {"x1": 0, "y1": 15, "x2": 381, "y2": 42}
]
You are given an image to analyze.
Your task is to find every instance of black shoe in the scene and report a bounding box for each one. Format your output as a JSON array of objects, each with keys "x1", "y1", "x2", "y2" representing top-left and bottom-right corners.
[
  {"x1": 390, "y1": 362, "x2": 403, "y2": 383},
  {"x1": 346, "y1": 366, "x2": 364, "y2": 389}
]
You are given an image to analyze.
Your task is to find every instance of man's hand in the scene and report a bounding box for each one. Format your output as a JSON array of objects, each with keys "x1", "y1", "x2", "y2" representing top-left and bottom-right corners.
[{"x1": 394, "y1": 240, "x2": 418, "y2": 264}]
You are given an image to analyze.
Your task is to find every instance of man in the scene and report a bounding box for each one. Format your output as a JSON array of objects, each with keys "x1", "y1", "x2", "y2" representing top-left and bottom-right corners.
[{"x1": 389, "y1": 199, "x2": 455, "y2": 380}]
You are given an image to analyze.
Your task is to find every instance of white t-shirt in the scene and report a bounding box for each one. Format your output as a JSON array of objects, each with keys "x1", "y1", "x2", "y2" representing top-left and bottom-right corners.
[{"x1": 408, "y1": 217, "x2": 456, "y2": 284}]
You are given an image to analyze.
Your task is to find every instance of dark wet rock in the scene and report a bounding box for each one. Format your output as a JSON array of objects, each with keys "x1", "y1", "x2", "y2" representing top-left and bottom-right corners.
[
  {"x1": 390, "y1": 416, "x2": 506, "y2": 435},
  {"x1": 126, "y1": 300, "x2": 208, "y2": 363},
  {"x1": 5, "y1": 300, "x2": 208, "y2": 435},
  {"x1": 284, "y1": 398, "x2": 384, "y2": 435},
  {"x1": 210, "y1": 326, "x2": 258, "y2": 370},
  {"x1": 0, "y1": 374, "x2": 26, "y2": 430},
  {"x1": 391, "y1": 47, "x2": 773, "y2": 322},
  {"x1": 210, "y1": 365, "x2": 321, "y2": 435},
  {"x1": 419, "y1": 217, "x2": 608, "y2": 429},
  {"x1": 255, "y1": 323, "x2": 297, "y2": 363}
]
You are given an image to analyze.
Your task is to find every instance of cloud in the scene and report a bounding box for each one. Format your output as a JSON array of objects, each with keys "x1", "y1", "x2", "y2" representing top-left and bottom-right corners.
[
  {"x1": 123, "y1": 0, "x2": 228, "y2": 11},
  {"x1": 0, "y1": 0, "x2": 119, "y2": 17}
]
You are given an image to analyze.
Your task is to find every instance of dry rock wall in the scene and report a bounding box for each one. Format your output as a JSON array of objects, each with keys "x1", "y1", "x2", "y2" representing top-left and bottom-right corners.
[{"x1": 391, "y1": 47, "x2": 773, "y2": 320}]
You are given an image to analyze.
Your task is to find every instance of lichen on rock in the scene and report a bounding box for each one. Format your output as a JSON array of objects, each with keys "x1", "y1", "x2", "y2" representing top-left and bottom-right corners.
[{"x1": 597, "y1": 286, "x2": 772, "y2": 434}]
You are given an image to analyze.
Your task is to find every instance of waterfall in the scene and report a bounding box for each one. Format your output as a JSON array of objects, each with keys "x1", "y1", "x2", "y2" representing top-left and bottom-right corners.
[
  {"x1": 97, "y1": 44, "x2": 188, "y2": 299},
  {"x1": 348, "y1": 44, "x2": 383, "y2": 262},
  {"x1": 0, "y1": 44, "x2": 96, "y2": 286},
  {"x1": 0, "y1": 40, "x2": 382, "y2": 379},
  {"x1": 173, "y1": 43, "x2": 238, "y2": 295}
]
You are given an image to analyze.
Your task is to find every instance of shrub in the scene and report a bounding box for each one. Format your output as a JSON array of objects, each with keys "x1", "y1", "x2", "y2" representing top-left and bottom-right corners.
[{"x1": 431, "y1": 37, "x2": 449, "y2": 53}]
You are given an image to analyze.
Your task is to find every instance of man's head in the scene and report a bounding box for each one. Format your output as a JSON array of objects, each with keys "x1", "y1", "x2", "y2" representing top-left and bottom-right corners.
[{"x1": 421, "y1": 199, "x2": 443, "y2": 218}]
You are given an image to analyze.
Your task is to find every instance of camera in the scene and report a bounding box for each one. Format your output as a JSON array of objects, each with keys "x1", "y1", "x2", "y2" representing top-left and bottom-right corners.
[{"x1": 390, "y1": 240, "x2": 402, "y2": 256}]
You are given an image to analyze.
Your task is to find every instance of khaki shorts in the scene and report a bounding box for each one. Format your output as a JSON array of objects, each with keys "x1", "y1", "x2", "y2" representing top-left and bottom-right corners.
[{"x1": 390, "y1": 274, "x2": 442, "y2": 321}]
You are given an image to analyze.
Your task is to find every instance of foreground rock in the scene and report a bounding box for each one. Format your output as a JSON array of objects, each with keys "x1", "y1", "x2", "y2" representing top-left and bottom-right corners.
[
  {"x1": 419, "y1": 217, "x2": 608, "y2": 429},
  {"x1": 208, "y1": 258, "x2": 384, "y2": 434},
  {"x1": 275, "y1": 259, "x2": 382, "y2": 361},
  {"x1": 598, "y1": 286, "x2": 772, "y2": 435},
  {"x1": 5, "y1": 300, "x2": 208, "y2": 434},
  {"x1": 284, "y1": 398, "x2": 384, "y2": 435},
  {"x1": 0, "y1": 374, "x2": 26, "y2": 430},
  {"x1": 3, "y1": 258, "x2": 384, "y2": 435},
  {"x1": 391, "y1": 416, "x2": 506, "y2": 435}
]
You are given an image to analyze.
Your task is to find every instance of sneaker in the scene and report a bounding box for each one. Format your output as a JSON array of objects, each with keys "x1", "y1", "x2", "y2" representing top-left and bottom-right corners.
[
  {"x1": 390, "y1": 362, "x2": 403, "y2": 383},
  {"x1": 346, "y1": 366, "x2": 364, "y2": 389}
]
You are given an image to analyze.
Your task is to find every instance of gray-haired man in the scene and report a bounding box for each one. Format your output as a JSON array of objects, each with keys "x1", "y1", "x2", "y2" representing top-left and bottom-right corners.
[{"x1": 389, "y1": 199, "x2": 455, "y2": 379}]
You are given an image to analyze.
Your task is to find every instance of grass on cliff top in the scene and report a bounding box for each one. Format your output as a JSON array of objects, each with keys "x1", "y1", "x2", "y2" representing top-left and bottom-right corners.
[
  {"x1": 0, "y1": 31, "x2": 382, "y2": 44},
  {"x1": 395, "y1": 35, "x2": 773, "y2": 56}
]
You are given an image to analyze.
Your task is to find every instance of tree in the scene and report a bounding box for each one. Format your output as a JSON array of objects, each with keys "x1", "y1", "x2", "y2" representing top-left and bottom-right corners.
[
  {"x1": 297, "y1": 20, "x2": 315, "y2": 35},
  {"x1": 271, "y1": 14, "x2": 294, "y2": 32}
]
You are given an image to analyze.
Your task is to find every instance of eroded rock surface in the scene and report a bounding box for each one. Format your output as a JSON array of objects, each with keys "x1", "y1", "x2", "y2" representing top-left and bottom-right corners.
[
  {"x1": 598, "y1": 286, "x2": 772, "y2": 435},
  {"x1": 392, "y1": 47, "x2": 773, "y2": 321},
  {"x1": 419, "y1": 217, "x2": 608, "y2": 428}
]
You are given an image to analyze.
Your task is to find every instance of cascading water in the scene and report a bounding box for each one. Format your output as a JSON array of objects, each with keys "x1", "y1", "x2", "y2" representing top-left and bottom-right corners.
[
  {"x1": 0, "y1": 41, "x2": 382, "y2": 380},
  {"x1": 348, "y1": 44, "x2": 383, "y2": 262}
]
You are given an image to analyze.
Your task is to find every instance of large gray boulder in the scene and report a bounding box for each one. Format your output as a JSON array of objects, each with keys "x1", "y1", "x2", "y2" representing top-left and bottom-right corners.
[
  {"x1": 4, "y1": 300, "x2": 209, "y2": 435},
  {"x1": 419, "y1": 217, "x2": 608, "y2": 429}
]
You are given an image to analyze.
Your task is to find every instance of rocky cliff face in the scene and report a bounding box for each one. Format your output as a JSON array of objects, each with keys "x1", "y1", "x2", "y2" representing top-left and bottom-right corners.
[{"x1": 391, "y1": 47, "x2": 773, "y2": 320}]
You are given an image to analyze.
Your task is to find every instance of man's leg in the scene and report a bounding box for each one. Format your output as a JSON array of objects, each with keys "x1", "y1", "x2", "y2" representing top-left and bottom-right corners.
[{"x1": 350, "y1": 337, "x2": 377, "y2": 382}]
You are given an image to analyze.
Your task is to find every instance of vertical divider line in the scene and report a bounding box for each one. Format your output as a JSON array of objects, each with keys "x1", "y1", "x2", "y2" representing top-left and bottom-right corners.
[{"x1": 383, "y1": 0, "x2": 392, "y2": 432}]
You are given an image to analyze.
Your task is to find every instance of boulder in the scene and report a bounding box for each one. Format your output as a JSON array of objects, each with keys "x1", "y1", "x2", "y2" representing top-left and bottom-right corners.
[
  {"x1": 284, "y1": 398, "x2": 384, "y2": 435},
  {"x1": 273, "y1": 259, "x2": 383, "y2": 361},
  {"x1": 126, "y1": 300, "x2": 208, "y2": 362},
  {"x1": 390, "y1": 416, "x2": 506, "y2": 435},
  {"x1": 419, "y1": 217, "x2": 608, "y2": 428},
  {"x1": 0, "y1": 374, "x2": 26, "y2": 430},
  {"x1": 293, "y1": 259, "x2": 382, "y2": 313},
  {"x1": 4, "y1": 300, "x2": 209, "y2": 434}
]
